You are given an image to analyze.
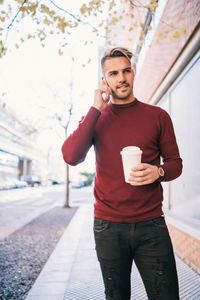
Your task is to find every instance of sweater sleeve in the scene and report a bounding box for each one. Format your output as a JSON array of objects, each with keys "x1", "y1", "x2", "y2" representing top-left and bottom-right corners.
[
  {"x1": 61, "y1": 107, "x2": 101, "y2": 166},
  {"x1": 159, "y1": 109, "x2": 183, "y2": 182}
]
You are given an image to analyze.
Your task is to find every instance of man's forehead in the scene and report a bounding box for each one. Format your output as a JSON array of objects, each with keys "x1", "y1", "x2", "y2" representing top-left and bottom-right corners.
[{"x1": 104, "y1": 56, "x2": 131, "y2": 73}]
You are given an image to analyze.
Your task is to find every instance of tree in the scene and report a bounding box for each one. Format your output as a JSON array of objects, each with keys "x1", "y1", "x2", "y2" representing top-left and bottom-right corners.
[
  {"x1": 81, "y1": 171, "x2": 95, "y2": 186},
  {"x1": 63, "y1": 99, "x2": 73, "y2": 208},
  {"x1": 0, "y1": 0, "x2": 186, "y2": 59},
  {"x1": 41, "y1": 79, "x2": 74, "y2": 208}
]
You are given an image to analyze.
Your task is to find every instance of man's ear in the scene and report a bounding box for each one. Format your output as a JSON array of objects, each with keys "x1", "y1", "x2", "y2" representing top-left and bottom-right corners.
[{"x1": 102, "y1": 77, "x2": 110, "y2": 87}]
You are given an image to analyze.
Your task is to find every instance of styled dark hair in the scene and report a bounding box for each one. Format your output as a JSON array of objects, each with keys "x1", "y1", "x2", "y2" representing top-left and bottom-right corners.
[{"x1": 101, "y1": 47, "x2": 136, "y2": 73}]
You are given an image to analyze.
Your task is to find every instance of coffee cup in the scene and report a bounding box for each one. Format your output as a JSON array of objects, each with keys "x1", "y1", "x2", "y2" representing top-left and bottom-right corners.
[{"x1": 120, "y1": 146, "x2": 142, "y2": 183}]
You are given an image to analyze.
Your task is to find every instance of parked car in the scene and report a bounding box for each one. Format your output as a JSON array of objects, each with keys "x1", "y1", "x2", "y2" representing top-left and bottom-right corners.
[
  {"x1": 0, "y1": 178, "x2": 14, "y2": 190},
  {"x1": 0, "y1": 177, "x2": 27, "y2": 190},
  {"x1": 71, "y1": 180, "x2": 86, "y2": 188},
  {"x1": 13, "y1": 179, "x2": 28, "y2": 188},
  {"x1": 51, "y1": 179, "x2": 64, "y2": 185},
  {"x1": 22, "y1": 175, "x2": 42, "y2": 187}
]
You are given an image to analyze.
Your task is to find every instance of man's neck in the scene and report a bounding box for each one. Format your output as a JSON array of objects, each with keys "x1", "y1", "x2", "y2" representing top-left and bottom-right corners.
[{"x1": 111, "y1": 94, "x2": 135, "y2": 105}]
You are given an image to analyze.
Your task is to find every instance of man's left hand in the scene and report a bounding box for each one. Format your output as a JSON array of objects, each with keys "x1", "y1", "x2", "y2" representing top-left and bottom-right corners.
[{"x1": 128, "y1": 163, "x2": 159, "y2": 186}]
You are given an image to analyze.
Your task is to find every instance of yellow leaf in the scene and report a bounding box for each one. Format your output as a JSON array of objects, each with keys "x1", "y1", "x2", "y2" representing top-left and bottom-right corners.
[
  {"x1": 140, "y1": 30, "x2": 145, "y2": 36},
  {"x1": 2, "y1": 103, "x2": 6, "y2": 108},
  {"x1": 88, "y1": 58, "x2": 91, "y2": 64},
  {"x1": 44, "y1": 17, "x2": 53, "y2": 25},
  {"x1": 108, "y1": 17, "x2": 119, "y2": 26},
  {"x1": 58, "y1": 49, "x2": 63, "y2": 56},
  {"x1": 80, "y1": 4, "x2": 88, "y2": 15},
  {"x1": 170, "y1": 36, "x2": 175, "y2": 42},
  {"x1": 57, "y1": 17, "x2": 67, "y2": 33},
  {"x1": 138, "y1": 40, "x2": 143, "y2": 47},
  {"x1": 158, "y1": 31, "x2": 165, "y2": 38},
  {"x1": 179, "y1": 28, "x2": 186, "y2": 35},
  {"x1": 153, "y1": 2, "x2": 158, "y2": 9},
  {"x1": 148, "y1": 25, "x2": 152, "y2": 31},
  {"x1": 109, "y1": 0, "x2": 116, "y2": 11}
]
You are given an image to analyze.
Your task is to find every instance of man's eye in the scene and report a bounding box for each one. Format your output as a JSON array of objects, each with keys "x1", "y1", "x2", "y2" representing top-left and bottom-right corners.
[{"x1": 124, "y1": 69, "x2": 131, "y2": 73}]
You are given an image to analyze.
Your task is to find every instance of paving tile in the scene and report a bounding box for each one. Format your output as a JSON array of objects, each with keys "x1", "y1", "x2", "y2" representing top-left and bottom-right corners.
[{"x1": 26, "y1": 294, "x2": 64, "y2": 300}]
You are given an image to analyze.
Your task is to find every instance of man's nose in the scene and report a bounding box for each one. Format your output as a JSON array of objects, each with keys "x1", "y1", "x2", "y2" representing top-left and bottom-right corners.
[{"x1": 118, "y1": 72, "x2": 126, "y2": 82}]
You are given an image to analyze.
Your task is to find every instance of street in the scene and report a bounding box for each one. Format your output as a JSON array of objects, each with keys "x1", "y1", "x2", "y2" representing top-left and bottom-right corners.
[{"x1": 0, "y1": 184, "x2": 94, "y2": 240}]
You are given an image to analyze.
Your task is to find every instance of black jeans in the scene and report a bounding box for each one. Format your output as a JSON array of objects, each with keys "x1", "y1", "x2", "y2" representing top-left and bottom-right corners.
[{"x1": 94, "y1": 216, "x2": 179, "y2": 300}]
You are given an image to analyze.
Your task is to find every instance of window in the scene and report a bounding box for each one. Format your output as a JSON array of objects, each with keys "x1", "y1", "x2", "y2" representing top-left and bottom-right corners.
[{"x1": 158, "y1": 51, "x2": 200, "y2": 229}]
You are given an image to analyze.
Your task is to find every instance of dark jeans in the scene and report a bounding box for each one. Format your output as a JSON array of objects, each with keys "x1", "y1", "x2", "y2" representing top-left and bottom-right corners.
[{"x1": 94, "y1": 216, "x2": 179, "y2": 300}]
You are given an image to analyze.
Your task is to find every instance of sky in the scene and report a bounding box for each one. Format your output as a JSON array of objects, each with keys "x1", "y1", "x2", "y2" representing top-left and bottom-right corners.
[{"x1": 0, "y1": 0, "x2": 109, "y2": 177}]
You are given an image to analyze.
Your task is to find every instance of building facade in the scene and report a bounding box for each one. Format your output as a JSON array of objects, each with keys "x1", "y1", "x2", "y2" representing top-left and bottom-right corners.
[
  {"x1": 104, "y1": 0, "x2": 200, "y2": 273},
  {"x1": 0, "y1": 103, "x2": 46, "y2": 187}
]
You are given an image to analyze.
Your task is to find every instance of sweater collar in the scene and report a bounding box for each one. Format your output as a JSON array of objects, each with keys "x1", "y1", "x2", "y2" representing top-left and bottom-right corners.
[{"x1": 109, "y1": 98, "x2": 138, "y2": 110}]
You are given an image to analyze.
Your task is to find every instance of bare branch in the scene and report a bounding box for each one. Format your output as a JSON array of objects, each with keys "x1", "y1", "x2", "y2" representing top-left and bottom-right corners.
[
  {"x1": 47, "y1": 0, "x2": 105, "y2": 37},
  {"x1": 1, "y1": 0, "x2": 27, "y2": 31}
]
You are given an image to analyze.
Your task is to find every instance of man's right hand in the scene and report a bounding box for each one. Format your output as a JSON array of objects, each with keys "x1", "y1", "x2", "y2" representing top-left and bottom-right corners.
[{"x1": 93, "y1": 79, "x2": 111, "y2": 112}]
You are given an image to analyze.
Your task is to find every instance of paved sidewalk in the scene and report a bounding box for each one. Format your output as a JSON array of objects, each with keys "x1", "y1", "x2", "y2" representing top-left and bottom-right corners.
[{"x1": 26, "y1": 204, "x2": 200, "y2": 300}]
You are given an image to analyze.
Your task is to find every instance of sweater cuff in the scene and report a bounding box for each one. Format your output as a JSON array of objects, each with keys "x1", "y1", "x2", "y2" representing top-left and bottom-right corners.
[{"x1": 90, "y1": 106, "x2": 102, "y2": 115}]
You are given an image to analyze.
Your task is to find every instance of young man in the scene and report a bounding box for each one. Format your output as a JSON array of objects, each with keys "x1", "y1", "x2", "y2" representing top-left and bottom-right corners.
[{"x1": 61, "y1": 47, "x2": 182, "y2": 300}]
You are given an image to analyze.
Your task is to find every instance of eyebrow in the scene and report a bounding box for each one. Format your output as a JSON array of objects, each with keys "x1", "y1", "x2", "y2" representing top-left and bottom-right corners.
[{"x1": 108, "y1": 67, "x2": 132, "y2": 75}]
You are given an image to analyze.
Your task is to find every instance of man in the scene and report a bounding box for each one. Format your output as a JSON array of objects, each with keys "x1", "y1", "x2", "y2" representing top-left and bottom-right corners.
[{"x1": 61, "y1": 47, "x2": 182, "y2": 300}]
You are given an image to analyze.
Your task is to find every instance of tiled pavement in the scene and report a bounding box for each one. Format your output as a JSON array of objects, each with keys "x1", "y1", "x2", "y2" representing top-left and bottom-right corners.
[{"x1": 26, "y1": 204, "x2": 200, "y2": 300}]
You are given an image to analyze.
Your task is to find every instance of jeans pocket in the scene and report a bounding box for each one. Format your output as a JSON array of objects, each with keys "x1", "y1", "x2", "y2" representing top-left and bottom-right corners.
[
  {"x1": 152, "y1": 216, "x2": 167, "y2": 229},
  {"x1": 94, "y1": 217, "x2": 110, "y2": 233}
]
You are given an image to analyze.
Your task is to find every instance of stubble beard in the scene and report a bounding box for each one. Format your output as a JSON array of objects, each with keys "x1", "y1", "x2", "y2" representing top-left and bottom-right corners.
[{"x1": 111, "y1": 85, "x2": 132, "y2": 101}]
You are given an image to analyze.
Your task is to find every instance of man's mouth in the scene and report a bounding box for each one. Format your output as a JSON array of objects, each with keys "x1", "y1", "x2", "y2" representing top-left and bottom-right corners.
[{"x1": 117, "y1": 84, "x2": 129, "y2": 89}]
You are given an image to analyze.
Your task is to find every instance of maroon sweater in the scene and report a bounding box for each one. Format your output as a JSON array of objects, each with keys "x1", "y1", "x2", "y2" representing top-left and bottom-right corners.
[{"x1": 62, "y1": 99, "x2": 182, "y2": 222}]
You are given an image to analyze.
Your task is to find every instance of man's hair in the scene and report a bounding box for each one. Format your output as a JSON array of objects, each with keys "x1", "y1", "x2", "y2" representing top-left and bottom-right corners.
[{"x1": 101, "y1": 47, "x2": 136, "y2": 73}]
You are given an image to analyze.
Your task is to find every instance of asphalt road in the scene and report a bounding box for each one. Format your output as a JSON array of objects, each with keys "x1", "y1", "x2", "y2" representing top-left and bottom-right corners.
[{"x1": 0, "y1": 184, "x2": 94, "y2": 240}]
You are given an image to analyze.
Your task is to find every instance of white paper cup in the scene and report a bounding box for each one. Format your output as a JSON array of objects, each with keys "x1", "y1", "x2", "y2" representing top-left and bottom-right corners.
[{"x1": 120, "y1": 146, "x2": 142, "y2": 183}]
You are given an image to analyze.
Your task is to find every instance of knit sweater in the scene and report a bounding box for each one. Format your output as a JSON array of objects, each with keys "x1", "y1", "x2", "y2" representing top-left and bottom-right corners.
[{"x1": 62, "y1": 99, "x2": 182, "y2": 222}]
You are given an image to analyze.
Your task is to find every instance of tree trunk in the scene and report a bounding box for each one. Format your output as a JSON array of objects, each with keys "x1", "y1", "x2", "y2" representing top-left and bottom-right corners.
[{"x1": 63, "y1": 163, "x2": 70, "y2": 208}]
